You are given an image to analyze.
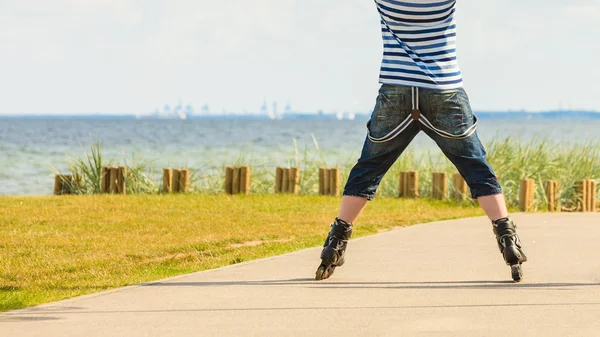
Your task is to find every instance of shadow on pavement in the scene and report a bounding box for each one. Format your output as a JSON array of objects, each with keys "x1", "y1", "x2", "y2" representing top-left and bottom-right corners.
[
  {"x1": 5, "y1": 302, "x2": 600, "y2": 317},
  {"x1": 144, "y1": 278, "x2": 600, "y2": 290}
]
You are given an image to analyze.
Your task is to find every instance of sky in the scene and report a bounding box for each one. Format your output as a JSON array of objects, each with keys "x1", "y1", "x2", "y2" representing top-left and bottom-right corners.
[{"x1": 1, "y1": 0, "x2": 599, "y2": 115}]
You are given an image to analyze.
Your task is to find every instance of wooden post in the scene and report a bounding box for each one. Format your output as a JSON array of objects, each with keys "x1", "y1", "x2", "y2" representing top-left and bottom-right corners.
[
  {"x1": 432, "y1": 173, "x2": 438, "y2": 199},
  {"x1": 162, "y1": 168, "x2": 173, "y2": 193},
  {"x1": 329, "y1": 168, "x2": 340, "y2": 196},
  {"x1": 432, "y1": 172, "x2": 448, "y2": 200},
  {"x1": 171, "y1": 169, "x2": 180, "y2": 193},
  {"x1": 117, "y1": 166, "x2": 127, "y2": 195},
  {"x1": 63, "y1": 175, "x2": 73, "y2": 195},
  {"x1": 324, "y1": 168, "x2": 331, "y2": 196},
  {"x1": 225, "y1": 167, "x2": 234, "y2": 195},
  {"x1": 109, "y1": 167, "x2": 118, "y2": 194},
  {"x1": 440, "y1": 173, "x2": 447, "y2": 199},
  {"x1": 240, "y1": 166, "x2": 250, "y2": 194},
  {"x1": 399, "y1": 172, "x2": 407, "y2": 197},
  {"x1": 589, "y1": 180, "x2": 597, "y2": 212},
  {"x1": 289, "y1": 167, "x2": 300, "y2": 195},
  {"x1": 54, "y1": 175, "x2": 63, "y2": 195},
  {"x1": 451, "y1": 173, "x2": 468, "y2": 201},
  {"x1": 275, "y1": 167, "x2": 284, "y2": 193},
  {"x1": 231, "y1": 167, "x2": 241, "y2": 194},
  {"x1": 281, "y1": 168, "x2": 290, "y2": 193},
  {"x1": 179, "y1": 169, "x2": 190, "y2": 193},
  {"x1": 73, "y1": 174, "x2": 82, "y2": 192},
  {"x1": 585, "y1": 180, "x2": 592, "y2": 212},
  {"x1": 406, "y1": 170, "x2": 418, "y2": 198},
  {"x1": 519, "y1": 179, "x2": 535, "y2": 212},
  {"x1": 54, "y1": 174, "x2": 74, "y2": 195},
  {"x1": 544, "y1": 180, "x2": 559, "y2": 212},
  {"x1": 318, "y1": 168, "x2": 326, "y2": 195},
  {"x1": 580, "y1": 180, "x2": 597, "y2": 213},
  {"x1": 101, "y1": 167, "x2": 110, "y2": 193},
  {"x1": 576, "y1": 180, "x2": 587, "y2": 212}
]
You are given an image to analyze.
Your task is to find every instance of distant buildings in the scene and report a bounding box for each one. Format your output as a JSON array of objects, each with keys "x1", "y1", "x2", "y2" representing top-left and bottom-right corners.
[{"x1": 137, "y1": 99, "x2": 193, "y2": 120}]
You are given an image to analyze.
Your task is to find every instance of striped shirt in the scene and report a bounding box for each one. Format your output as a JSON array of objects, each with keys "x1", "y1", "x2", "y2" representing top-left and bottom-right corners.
[{"x1": 375, "y1": 0, "x2": 463, "y2": 90}]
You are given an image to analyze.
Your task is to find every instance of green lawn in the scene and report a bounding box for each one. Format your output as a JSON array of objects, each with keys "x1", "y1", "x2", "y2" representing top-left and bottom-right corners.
[{"x1": 0, "y1": 194, "x2": 484, "y2": 311}]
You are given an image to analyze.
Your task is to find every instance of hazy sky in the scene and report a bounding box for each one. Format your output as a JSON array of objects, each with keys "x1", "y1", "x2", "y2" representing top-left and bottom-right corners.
[{"x1": 1, "y1": 0, "x2": 599, "y2": 115}]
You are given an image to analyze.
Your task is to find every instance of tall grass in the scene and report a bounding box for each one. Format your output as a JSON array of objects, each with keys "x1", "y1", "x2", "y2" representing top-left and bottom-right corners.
[
  {"x1": 485, "y1": 137, "x2": 600, "y2": 210},
  {"x1": 50, "y1": 142, "x2": 159, "y2": 194},
  {"x1": 52, "y1": 137, "x2": 600, "y2": 210}
]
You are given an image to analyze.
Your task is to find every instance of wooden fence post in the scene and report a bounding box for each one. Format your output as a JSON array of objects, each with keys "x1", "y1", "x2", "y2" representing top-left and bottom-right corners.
[
  {"x1": 289, "y1": 167, "x2": 299, "y2": 195},
  {"x1": 171, "y1": 169, "x2": 180, "y2": 193},
  {"x1": 587, "y1": 180, "x2": 597, "y2": 212},
  {"x1": 179, "y1": 169, "x2": 190, "y2": 193},
  {"x1": 117, "y1": 166, "x2": 127, "y2": 195},
  {"x1": 54, "y1": 175, "x2": 74, "y2": 195},
  {"x1": 399, "y1": 172, "x2": 407, "y2": 197},
  {"x1": 519, "y1": 179, "x2": 535, "y2": 212},
  {"x1": 162, "y1": 168, "x2": 173, "y2": 193},
  {"x1": 321, "y1": 168, "x2": 330, "y2": 195},
  {"x1": 407, "y1": 171, "x2": 418, "y2": 198},
  {"x1": 577, "y1": 180, "x2": 597, "y2": 212},
  {"x1": 544, "y1": 180, "x2": 559, "y2": 212},
  {"x1": 232, "y1": 168, "x2": 241, "y2": 194},
  {"x1": 576, "y1": 180, "x2": 587, "y2": 212},
  {"x1": 451, "y1": 173, "x2": 468, "y2": 201},
  {"x1": 399, "y1": 170, "x2": 419, "y2": 198},
  {"x1": 109, "y1": 167, "x2": 118, "y2": 194},
  {"x1": 225, "y1": 167, "x2": 234, "y2": 195},
  {"x1": 101, "y1": 167, "x2": 110, "y2": 193},
  {"x1": 275, "y1": 167, "x2": 284, "y2": 193},
  {"x1": 63, "y1": 175, "x2": 73, "y2": 195},
  {"x1": 240, "y1": 166, "x2": 250, "y2": 194},
  {"x1": 281, "y1": 168, "x2": 290, "y2": 193},
  {"x1": 54, "y1": 175, "x2": 63, "y2": 195},
  {"x1": 318, "y1": 168, "x2": 326, "y2": 195},
  {"x1": 329, "y1": 168, "x2": 340, "y2": 196},
  {"x1": 432, "y1": 172, "x2": 448, "y2": 200}
]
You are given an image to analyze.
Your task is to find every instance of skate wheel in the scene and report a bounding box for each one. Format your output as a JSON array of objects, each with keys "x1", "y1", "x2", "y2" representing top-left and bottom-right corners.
[
  {"x1": 511, "y1": 264, "x2": 523, "y2": 282},
  {"x1": 315, "y1": 264, "x2": 336, "y2": 281}
]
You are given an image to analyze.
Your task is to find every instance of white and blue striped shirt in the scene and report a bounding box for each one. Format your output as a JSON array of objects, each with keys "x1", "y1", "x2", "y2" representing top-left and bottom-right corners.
[{"x1": 376, "y1": 0, "x2": 463, "y2": 90}]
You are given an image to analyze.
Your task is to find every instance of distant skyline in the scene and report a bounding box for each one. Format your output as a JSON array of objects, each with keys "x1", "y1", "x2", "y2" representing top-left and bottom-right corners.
[{"x1": 1, "y1": 0, "x2": 599, "y2": 115}]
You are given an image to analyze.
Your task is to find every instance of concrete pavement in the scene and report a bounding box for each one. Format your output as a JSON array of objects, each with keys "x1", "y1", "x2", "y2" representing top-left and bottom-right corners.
[{"x1": 2, "y1": 213, "x2": 600, "y2": 336}]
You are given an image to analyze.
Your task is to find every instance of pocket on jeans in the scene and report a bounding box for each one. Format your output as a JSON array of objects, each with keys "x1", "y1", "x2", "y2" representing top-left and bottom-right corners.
[
  {"x1": 429, "y1": 89, "x2": 474, "y2": 136},
  {"x1": 367, "y1": 93, "x2": 409, "y2": 139}
]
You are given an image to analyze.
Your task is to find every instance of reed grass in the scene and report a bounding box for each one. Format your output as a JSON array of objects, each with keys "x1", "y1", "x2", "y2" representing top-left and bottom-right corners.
[{"x1": 51, "y1": 137, "x2": 600, "y2": 209}]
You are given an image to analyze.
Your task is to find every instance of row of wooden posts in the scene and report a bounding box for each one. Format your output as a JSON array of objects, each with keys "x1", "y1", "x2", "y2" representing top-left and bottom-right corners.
[
  {"x1": 53, "y1": 166, "x2": 599, "y2": 213},
  {"x1": 53, "y1": 168, "x2": 124, "y2": 195},
  {"x1": 54, "y1": 167, "x2": 191, "y2": 195},
  {"x1": 162, "y1": 168, "x2": 191, "y2": 193},
  {"x1": 520, "y1": 179, "x2": 597, "y2": 213},
  {"x1": 54, "y1": 166, "x2": 129, "y2": 195}
]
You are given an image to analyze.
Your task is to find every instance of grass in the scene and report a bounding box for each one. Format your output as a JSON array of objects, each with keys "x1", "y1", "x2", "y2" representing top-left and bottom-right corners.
[
  {"x1": 0, "y1": 194, "x2": 484, "y2": 311},
  {"x1": 54, "y1": 137, "x2": 600, "y2": 211}
]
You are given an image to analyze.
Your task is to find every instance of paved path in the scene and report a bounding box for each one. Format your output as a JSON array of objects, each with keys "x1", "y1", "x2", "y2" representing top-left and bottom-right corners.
[{"x1": 2, "y1": 213, "x2": 600, "y2": 337}]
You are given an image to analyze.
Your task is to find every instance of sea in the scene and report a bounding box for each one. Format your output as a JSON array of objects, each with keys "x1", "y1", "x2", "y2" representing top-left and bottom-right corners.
[{"x1": 1, "y1": 115, "x2": 599, "y2": 196}]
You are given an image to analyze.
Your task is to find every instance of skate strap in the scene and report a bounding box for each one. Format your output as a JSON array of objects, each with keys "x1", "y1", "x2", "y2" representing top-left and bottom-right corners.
[{"x1": 367, "y1": 87, "x2": 477, "y2": 143}]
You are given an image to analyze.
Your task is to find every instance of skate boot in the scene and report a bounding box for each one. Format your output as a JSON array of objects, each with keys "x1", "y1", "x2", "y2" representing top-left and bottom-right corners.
[
  {"x1": 492, "y1": 217, "x2": 528, "y2": 282},
  {"x1": 315, "y1": 218, "x2": 353, "y2": 281}
]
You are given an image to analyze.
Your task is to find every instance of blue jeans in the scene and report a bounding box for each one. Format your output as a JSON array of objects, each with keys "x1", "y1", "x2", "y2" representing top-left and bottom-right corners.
[{"x1": 344, "y1": 84, "x2": 502, "y2": 200}]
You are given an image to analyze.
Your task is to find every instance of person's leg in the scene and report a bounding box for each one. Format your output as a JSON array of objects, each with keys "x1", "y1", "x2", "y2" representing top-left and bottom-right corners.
[
  {"x1": 478, "y1": 194, "x2": 508, "y2": 221},
  {"x1": 337, "y1": 196, "x2": 368, "y2": 224},
  {"x1": 418, "y1": 87, "x2": 505, "y2": 217},
  {"x1": 419, "y1": 87, "x2": 526, "y2": 281},
  {"x1": 316, "y1": 84, "x2": 420, "y2": 280},
  {"x1": 339, "y1": 85, "x2": 421, "y2": 221}
]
